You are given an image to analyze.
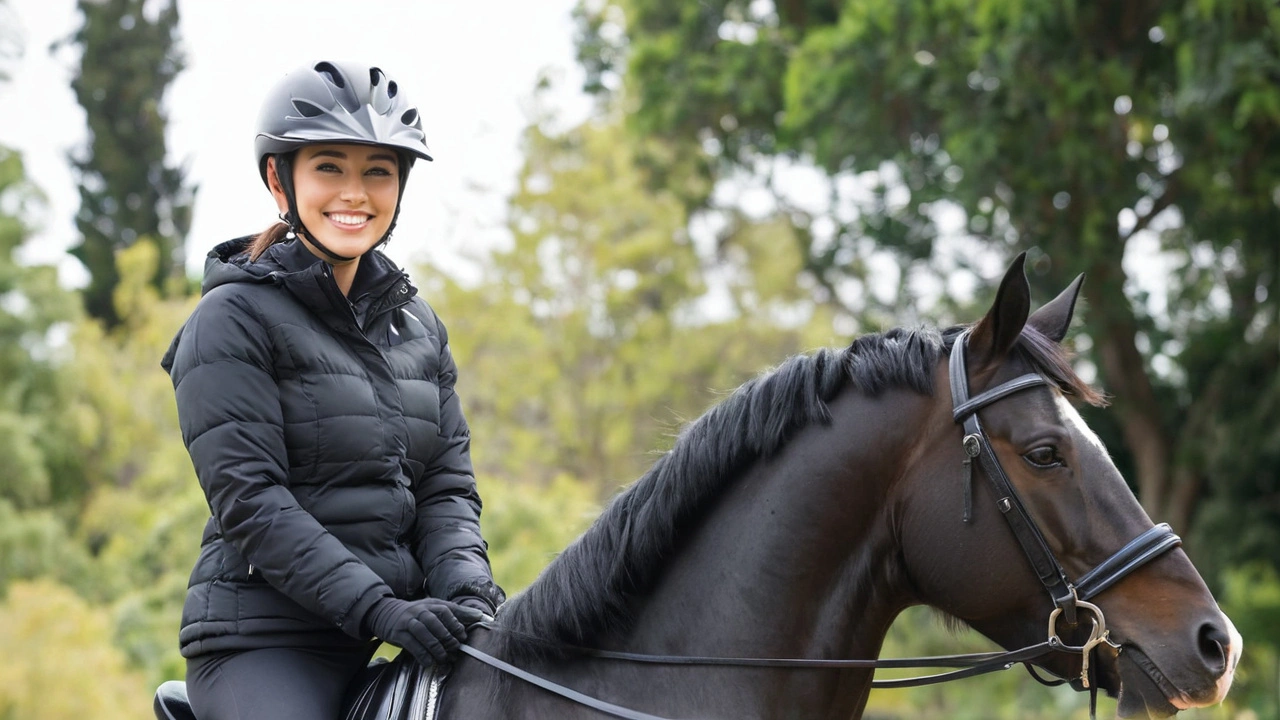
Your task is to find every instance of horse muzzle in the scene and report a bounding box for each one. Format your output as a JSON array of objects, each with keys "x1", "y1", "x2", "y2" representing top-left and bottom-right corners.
[{"x1": 1115, "y1": 611, "x2": 1241, "y2": 718}]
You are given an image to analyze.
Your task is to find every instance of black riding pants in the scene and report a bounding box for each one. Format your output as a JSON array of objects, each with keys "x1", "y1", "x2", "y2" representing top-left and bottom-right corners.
[{"x1": 186, "y1": 644, "x2": 378, "y2": 720}]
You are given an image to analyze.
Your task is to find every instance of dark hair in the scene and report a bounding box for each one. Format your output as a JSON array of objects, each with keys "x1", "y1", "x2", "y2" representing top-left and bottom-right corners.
[
  {"x1": 247, "y1": 152, "x2": 293, "y2": 261},
  {"x1": 247, "y1": 221, "x2": 290, "y2": 261}
]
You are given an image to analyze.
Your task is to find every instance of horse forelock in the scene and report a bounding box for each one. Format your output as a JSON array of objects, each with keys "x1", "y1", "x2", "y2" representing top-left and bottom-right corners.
[
  {"x1": 1014, "y1": 326, "x2": 1107, "y2": 408},
  {"x1": 495, "y1": 326, "x2": 948, "y2": 660}
]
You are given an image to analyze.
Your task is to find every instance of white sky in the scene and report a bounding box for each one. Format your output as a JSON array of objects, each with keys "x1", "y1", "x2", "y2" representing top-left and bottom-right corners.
[{"x1": 2, "y1": 0, "x2": 590, "y2": 286}]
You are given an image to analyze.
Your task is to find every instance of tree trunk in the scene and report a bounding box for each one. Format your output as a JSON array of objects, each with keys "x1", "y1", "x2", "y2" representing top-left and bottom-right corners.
[{"x1": 1084, "y1": 259, "x2": 1191, "y2": 530}]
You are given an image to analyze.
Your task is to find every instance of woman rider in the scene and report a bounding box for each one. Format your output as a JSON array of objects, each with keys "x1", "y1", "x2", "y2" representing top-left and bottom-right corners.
[{"x1": 161, "y1": 60, "x2": 505, "y2": 720}]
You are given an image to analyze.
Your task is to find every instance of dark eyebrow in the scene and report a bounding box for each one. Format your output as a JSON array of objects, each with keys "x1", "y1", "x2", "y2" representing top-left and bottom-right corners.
[{"x1": 309, "y1": 149, "x2": 398, "y2": 164}]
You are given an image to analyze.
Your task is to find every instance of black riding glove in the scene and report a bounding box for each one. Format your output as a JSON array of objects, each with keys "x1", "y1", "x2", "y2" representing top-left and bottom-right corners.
[
  {"x1": 361, "y1": 597, "x2": 485, "y2": 666},
  {"x1": 451, "y1": 595, "x2": 496, "y2": 623}
]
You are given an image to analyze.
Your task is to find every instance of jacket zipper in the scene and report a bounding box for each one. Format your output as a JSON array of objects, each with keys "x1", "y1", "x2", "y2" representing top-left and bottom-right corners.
[{"x1": 321, "y1": 266, "x2": 416, "y2": 597}]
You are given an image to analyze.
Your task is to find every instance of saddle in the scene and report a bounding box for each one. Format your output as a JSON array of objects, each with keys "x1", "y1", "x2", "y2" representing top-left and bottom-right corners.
[{"x1": 152, "y1": 651, "x2": 446, "y2": 720}]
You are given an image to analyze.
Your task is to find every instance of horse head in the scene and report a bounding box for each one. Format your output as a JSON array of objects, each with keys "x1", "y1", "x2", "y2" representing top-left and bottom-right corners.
[{"x1": 896, "y1": 254, "x2": 1241, "y2": 717}]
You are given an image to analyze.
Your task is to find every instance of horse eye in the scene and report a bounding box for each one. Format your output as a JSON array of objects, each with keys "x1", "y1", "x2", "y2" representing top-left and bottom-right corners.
[{"x1": 1024, "y1": 446, "x2": 1064, "y2": 469}]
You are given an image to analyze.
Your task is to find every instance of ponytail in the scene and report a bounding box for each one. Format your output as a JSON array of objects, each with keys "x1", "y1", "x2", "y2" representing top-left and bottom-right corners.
[{"x1": 247, "y1": 222, "x2": 291, "y2": 261}]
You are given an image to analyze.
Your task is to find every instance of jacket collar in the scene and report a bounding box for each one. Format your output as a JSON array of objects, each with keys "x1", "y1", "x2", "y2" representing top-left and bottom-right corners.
[{"x1": 202, "y1": 236, "x2": 417, "y2": 323}]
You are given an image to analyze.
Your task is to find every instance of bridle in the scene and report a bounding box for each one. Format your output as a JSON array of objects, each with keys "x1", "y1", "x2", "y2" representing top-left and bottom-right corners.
[
  {"x1": 459, "y1": 329, "x2": 1183, "y2": 720},
  {"x1": 948, "y1": 329, "x2": 1181, "y2": 659}
]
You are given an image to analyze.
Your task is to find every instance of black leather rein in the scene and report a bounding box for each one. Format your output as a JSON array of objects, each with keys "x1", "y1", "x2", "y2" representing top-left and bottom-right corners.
[
  {"x1": 455, "y1": 331, "x2": 1182, "y2": 720},
  {"x1": 460, "y1": 631, "x2": 1090, "y2": 720}
]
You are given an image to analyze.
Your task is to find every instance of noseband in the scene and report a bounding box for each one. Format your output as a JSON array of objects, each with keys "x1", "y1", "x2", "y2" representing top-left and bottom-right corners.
[
  {"x1": 457, "y1": 330, "x2": 1185, "y2": 720},
  {"x1": 949, "y1": 330, "x2": 1181, "y2": 661}
]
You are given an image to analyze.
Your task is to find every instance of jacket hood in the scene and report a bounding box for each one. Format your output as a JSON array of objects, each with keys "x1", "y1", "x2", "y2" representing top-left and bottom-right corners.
[
  {"x1": 201, "y1": 236, "x2": 318, "y2": 294},
  {"x1": 163, "y1": 236, "x2": 415, "y2": 375},
  {"x1": 200, "y1": 236, "x2": 266, "y2": 292}
]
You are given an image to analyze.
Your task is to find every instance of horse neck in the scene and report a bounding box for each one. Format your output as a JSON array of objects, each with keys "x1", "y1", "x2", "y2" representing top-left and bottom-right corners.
[{"x1": 610, "y1": 385, "x2": 933, "y2": 717}]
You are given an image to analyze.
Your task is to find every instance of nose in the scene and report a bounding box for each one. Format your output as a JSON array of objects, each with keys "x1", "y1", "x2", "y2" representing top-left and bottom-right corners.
[
  {"x1": 340, "y1": 177, "x2": 368, "y2": 203},
  {"x1": 1182, "y1": 612, "x2": 1241, "y2": 707},
  {"x1": 1197, "y1": 621, "x2": 1229, "y2": 676}
]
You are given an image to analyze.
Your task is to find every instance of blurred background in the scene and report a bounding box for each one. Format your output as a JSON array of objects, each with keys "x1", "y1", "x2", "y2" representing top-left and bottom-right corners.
[{"x1": 0, "y1": 0, "x2": 1276, "y2": 718}]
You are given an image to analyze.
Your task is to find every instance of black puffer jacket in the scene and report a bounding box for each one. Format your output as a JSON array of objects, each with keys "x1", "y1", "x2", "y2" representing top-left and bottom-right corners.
[{"x1": 162, "y1": 237, "x2": 503, "y2": 658}]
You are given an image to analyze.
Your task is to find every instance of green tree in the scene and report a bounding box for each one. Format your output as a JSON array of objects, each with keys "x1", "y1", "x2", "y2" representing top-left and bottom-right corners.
[
  {"x1": 0, "y1": 143, "x2": 91, "y2": 600},
  {"x1": 62, "y1": 0, "x2": 192, "y2": 327},
  {"x1": 425, "y1": 101, "x2": 834, "y2": 496},
  {"x1": 480, "y1": 474, "x2": 600, "y2": 593},
  {"x1": 0, "y1": 579, "x2": 151, "y2": 720},
  {"x1": 0, "y1": 145, "x2": 81, "y2": 510},
  {"x1": 60, "y1": 242, "x2": 204, "y2": 682},
  {"x1": 574, "y1": 0, "x2": 1280, "y2": 565}
]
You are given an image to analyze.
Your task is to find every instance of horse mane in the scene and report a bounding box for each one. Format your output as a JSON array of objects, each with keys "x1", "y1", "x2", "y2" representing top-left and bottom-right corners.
[{"x1": 493, "y1": 323, "x2": 1099, "y2": 659}]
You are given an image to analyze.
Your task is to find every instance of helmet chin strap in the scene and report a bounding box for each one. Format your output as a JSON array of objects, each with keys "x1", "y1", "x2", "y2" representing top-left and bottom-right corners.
[{"x1": 273, "y1": 153, "x2": 408, "y2": 264}]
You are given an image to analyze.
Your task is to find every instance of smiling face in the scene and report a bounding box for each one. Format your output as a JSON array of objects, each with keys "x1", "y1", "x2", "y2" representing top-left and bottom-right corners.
[{"x1": 267, "y1": 143, "x2": 401, "y2": 265}]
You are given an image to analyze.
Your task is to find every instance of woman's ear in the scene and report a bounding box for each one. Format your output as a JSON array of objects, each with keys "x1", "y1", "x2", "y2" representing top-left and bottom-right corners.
[{"x1": 266, "y1": 157, "x2": 289, "y2": 215}]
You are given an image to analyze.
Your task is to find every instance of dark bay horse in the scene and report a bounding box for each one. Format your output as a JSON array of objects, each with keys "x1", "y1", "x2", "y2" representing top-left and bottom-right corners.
[
  {"x1": 155, "y1": 255, "x2": 1241, "y2": 719},
  {"x1": 442, "y1": 256, "x2": 1239, "y2": 719}
]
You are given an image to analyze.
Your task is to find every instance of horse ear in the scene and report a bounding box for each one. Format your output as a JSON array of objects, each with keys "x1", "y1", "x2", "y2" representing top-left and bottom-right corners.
[
  {"x1": 969, "y1": 252, "x2": 1030, "y2": 365},
  {"x1": 1027, "y1": 274, "x2": 1085, "y2": 343}
]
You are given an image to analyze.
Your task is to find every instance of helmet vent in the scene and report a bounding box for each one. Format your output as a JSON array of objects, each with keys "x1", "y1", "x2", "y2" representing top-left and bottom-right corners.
[
  {"x1": 369, "y1": 67, "x2": 384, "y2": 86},
  {"x1": 401, "y1": 108, "x2": 419, "y2": 126},
  {"x1": 387, "y1": 81, "x2": 398, "y2": 98},
  {"x1": 291, "y1": 98, "x2": 327, "y2": 118},
  {"x1": 314, "y1": 61, "x2": 345, "y2": 88}
]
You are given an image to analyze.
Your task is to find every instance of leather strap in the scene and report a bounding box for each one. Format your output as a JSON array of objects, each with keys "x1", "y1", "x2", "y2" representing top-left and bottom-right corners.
[
  {"x1": 1074, "y1": 523, "x2": 1181, "y2": 601},
  {"x1": 953, "y1": 374, "x2": 1051, "y2": 422},
  {"x1": 580, "y1": 639, "x2": 1064, "y2": 689},
  {"x1": 950, "y1": 332, "x2": 1076, "y2": 617},
  {"x1": 459, "y1": 644, "x2": 677, "y2": 720},
  {"x1": 459, "y1": 632, "x2": 1075, "y2": 720}
]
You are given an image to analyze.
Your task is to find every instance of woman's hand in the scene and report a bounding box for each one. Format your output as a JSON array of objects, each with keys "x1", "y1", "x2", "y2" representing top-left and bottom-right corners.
[
  {"x1": 451, "y1": 595, "x2": 496, "y2": 623},
  {"x1": 362, "y1": 597, "x2": 486, "y2": 666}
]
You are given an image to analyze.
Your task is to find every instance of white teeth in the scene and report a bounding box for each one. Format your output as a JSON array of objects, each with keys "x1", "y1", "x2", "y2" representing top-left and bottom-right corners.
[{"x1": 329, "y1": 213, "x2": 369, "y2": 227}]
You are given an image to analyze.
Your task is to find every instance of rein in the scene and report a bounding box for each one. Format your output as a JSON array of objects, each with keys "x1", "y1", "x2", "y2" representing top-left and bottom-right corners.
[
  {"x1": 460, "y1": 626, "x2": 1092, "y2": 720},
  {"x1": 458, "y1": 331, "x2": 1182, "y2": 720}
]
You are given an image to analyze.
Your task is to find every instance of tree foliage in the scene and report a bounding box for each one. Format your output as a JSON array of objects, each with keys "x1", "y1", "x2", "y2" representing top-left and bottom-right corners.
[
  {"x1": 0, "y1": 580, "x2": 151, "y2": 720},
  {"x1": 425, "y1": 105, "x2": 837, "y2": 494},
  {"x1": 574, "y1": 0, "x2": 1280, "y2": 568},
  {"x1": 0, "y1": 146, "x2": 81, "y2": 511},
  {"x1": 63, "y1": 0, "x2": 193, "y2": 327}
]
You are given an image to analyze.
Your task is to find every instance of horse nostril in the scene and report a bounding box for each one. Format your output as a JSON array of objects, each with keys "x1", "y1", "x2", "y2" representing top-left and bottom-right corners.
[{"x1": 1198, "y1": 622, "x2": 1230, "y2": 674}]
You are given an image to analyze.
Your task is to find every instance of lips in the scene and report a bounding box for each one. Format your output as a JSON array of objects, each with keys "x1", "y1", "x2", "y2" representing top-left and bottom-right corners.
[{"x1": 1115, "y1": 648, "x2": 1183, "y2": 718}]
